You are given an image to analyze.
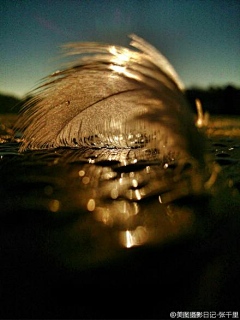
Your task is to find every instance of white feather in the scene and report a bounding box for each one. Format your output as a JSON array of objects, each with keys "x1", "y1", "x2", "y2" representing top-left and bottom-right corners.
[{"x1": 15, "y1": 34, "x2": 205, "y2": 162}]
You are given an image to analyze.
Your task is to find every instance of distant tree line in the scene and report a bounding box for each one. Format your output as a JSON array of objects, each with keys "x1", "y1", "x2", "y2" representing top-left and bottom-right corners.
[
  {"x1": 0, "y1": 94, "x2": 31, "y2": 114},
  {"x1": 0, "y1": 94, "x2": 21, "y2": 114},
  {"x1": 186, "y1": 85, "x2": 240, "y2": 115},
  {"x1": 0, "y1": 85, "x2": 239, "y2": 115}
]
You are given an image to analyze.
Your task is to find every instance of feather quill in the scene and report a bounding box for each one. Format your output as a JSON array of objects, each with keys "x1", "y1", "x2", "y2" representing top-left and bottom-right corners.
[{"x1": 15, "y1": 34, "x2": 205, "y2": 163}]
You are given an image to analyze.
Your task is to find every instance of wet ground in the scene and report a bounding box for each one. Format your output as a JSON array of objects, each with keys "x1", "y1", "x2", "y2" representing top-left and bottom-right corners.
[{"x1": 0, "y1": 114, "x2": 240, "y2": 319}]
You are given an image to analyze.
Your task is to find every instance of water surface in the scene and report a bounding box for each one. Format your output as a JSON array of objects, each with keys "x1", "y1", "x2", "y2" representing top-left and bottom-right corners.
[{"x1": 0, "y1": 114, "x2": 240, "y2": 318}]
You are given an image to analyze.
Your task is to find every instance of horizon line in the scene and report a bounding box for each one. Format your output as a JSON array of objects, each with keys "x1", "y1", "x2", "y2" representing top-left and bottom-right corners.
[{"x1": 1, "y1": 82, "x2": 240, "y2": 100}]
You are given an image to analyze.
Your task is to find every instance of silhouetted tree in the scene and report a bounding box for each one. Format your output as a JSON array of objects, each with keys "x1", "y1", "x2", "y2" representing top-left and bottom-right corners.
[{"x1": 0, "y1": 93, "x2": 33, "y2": 114}]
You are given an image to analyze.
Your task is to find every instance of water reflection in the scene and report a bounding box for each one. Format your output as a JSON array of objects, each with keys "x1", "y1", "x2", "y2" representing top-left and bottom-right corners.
[
  {"x1": 1, "y1": 115, "x2": 240, "y2": 317},
  {"x1": 0, "y1": 140, "x2": 201, "y2": 245},
  {"x1": 121, "y1": 227, "x2": 148, "y2": 248}
]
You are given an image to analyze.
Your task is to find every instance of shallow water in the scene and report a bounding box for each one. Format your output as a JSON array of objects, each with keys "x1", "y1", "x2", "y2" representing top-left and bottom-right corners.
[{"x1": 0, "y1": 114, "x2": 240, "y2": 318}]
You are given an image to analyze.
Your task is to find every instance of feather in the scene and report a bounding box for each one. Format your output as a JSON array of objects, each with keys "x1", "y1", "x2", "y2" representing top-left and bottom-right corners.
[{"x1": 15, "y1": 34, "x2": 205, "y2": 163}]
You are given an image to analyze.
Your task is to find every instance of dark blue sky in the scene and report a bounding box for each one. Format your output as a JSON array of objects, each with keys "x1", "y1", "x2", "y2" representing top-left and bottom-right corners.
[{"x1": 1, "y1": 0, "x2": 240, "y2": 97}]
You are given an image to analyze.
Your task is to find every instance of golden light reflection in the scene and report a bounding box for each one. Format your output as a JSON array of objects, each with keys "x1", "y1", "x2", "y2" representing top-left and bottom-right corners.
[
  {"x1": 115, "y1": 200, "x2": 139, "y2": 217},
  {"x1": 129, "y1": 172, "x2": 135, "y2": 178},
  {"x1": 93, "y1": 200, "x2": 140, "y2": 226},
  {"x1": 102, "y1": 171, "x2": 116, "y2": 180},
  {"x1": 82, "y1": 176, "x2": 90, "y2": 184},
  {"x1": 53, "y1": 158, "x2": 59, "y2": 165},
  {"x1": 139, "y1": 188, "x2": 146, "y2": 197},
  {"x1": 110, "y1": 188, "x2": 119, "y2": 199},
  {"x1": 135, "y1": 189, "x2": 141, "y2": 200},
  {"x1": 117, "y1": 200, "x2": 128, "y2": 215},
  {"x1": 87, "y1": 199, "x2": 96, "y2": 212},
  {"x1": 132, "y1": 179, "x2": 138, "y2": 188},
  {"x1": 78, "y1": 170, "x2": 85, "y2": 177},
  {"x1": 109, "y1": 46, "x2": 130, "y2": 63},
  {"x1": 121, "y1": 227, "x2": 148, "y2": 248},
  {"x1": 133, "y1": 202, "x2": 139, "y2": 215},
  {"x1": 125, "y1": 230, "x2": 133, "y2": 248},
  {"x1": 145, "y1": 166, "x2": 150, "y2": 173},
  {"x1": 109, "y1": 64, "x2": 140, "y2": 81},
  {"x1": 131, "y1": 159, "x2": 138, "y2": 164},
  {"x1": 122, "y1": 160, "x2": 128, "y2": 166},
  {"x1": 49, "y1": 199, "x2": 60, "y2": 212},
  {"x1": 94, "y1": 207, "x2": 113, "y2": 226},
  {"x1": 158, "y1": 195, "x2": 163, "y2": 204},
  {"x1": 127, "y1": 189, "x2": 133, "y2": 200},
  {"x1": 110, "y1": 65, "x2": 127, "y2": 74}
]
